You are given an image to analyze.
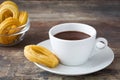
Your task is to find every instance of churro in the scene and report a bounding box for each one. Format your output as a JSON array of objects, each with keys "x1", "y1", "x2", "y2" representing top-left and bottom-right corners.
[
  {"x1": 24, "y1": 45, "x2": 59, "y2": 68},
  {"x1": 19, "y1": 11, "x2": 28, "y2": 25}
]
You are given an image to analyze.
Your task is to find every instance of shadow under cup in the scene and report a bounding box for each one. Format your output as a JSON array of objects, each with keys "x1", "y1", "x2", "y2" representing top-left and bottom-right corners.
[{"x1": 49, "y1": 23, "x2": 97, "y2": 66}]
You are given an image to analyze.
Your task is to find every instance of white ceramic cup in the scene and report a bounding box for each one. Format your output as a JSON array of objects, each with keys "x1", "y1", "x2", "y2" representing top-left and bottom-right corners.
[{"x1": 49, "y1": 23, "x2": 108, "y2": 66}]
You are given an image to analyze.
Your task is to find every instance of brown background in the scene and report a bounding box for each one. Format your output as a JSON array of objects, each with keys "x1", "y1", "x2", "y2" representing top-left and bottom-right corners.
[{"x1": 0, "y1": 0, "x2": 120, "y2": 80}]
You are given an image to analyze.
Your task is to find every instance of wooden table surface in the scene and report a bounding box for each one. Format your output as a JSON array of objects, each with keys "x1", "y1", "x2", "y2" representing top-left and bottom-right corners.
[{"x1": 0, "y1": 0, "x2": 120, "y2": 80}]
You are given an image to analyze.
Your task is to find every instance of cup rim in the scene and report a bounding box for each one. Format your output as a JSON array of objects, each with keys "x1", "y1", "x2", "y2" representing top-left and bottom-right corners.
[{"x1": 49, "y1": 23, "x2": 96, "y2": 42}]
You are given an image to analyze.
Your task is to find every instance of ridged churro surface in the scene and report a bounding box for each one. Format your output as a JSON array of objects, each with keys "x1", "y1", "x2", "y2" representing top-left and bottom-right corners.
[{"x1": 24, "y1": 45, "x2": 59, "y2": 68}]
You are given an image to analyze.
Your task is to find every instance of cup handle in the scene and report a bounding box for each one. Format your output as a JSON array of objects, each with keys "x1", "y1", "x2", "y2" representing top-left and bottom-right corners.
[
  {"x1": 96, "y1": 37, "x2": 108, "y2": 49},
  {"x1": 90, "y1": 37, "x2": 108, "y2": 57}
]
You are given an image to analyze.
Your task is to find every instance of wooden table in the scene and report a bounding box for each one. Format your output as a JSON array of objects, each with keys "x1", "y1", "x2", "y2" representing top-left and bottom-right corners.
[{"x1": 0, "y1": 0, "x2": 120, "y2": 80}]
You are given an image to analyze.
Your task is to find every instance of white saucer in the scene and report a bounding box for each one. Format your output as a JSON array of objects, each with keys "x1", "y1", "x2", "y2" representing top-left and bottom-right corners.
[{"x1": 35, "y1": 39, "x2": 114, "y2": 76}]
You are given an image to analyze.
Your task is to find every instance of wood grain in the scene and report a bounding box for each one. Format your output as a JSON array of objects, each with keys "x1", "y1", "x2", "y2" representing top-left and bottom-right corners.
[{"x1": 0, "y1": 0, "x2": 120, "y2": 80}]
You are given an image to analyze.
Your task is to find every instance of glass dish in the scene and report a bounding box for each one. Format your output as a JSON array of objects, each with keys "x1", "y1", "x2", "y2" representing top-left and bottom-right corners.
[{"x1": 0, "y1": 19, "x2": 30, "y2": 46}]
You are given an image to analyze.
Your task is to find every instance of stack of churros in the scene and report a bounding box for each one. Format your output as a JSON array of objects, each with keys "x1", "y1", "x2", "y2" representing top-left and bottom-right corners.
[{"x1": 0, "y1": 1, "x2": 28, "y2": 45}]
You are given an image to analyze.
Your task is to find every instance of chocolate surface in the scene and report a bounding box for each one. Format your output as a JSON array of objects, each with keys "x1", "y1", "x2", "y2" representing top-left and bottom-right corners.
[{"x1": 54, "y1": 31, "x2": 90, "y2": 40}]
